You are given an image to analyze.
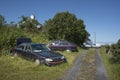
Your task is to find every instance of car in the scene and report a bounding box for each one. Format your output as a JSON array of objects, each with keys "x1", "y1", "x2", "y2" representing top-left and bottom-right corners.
[
  {"x1": 83, "y1": 42, "x2": 101, "y2": 48},
  {"x1": 10, "y1": 38, "x2": 67, "y2": 66},
  {"x1": 83, "y1": 42, "x2": 92, "y2": 49},
  {"x1": 48, "y1": 40, "x2": 78, "y2": 52},
  {"x1": 92, "y1": 43, "x2": 101, "y2": 48}
]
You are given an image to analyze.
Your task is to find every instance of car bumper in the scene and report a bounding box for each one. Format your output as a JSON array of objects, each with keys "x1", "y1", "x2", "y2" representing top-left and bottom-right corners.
[{"x1": 45, "y1": 59, "x2": 67, "y2": 66}]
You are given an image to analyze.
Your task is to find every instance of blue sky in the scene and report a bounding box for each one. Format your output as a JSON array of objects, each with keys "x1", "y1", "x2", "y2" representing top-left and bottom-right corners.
[{"x1": 0, "y1": 0, "x2": 120, "y2": 43}]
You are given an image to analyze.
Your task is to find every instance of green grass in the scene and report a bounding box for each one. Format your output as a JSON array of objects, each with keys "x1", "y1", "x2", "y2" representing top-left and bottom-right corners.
[
  {"x1": 100, "y1": 47, "x2": 120, "y2": 80},
  {"x1": 0, "y1": 49, "x2": 82, "y2": 80},
  {"x1": 78, "y1": 49, "x2": 96, "y2": 80}
]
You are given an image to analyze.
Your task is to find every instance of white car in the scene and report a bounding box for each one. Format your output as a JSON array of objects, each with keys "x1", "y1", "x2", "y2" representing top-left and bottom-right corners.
[
  {"x1": 92, "y1": 43, "x2": 101, "y2": 48},
  {"x1": 83, "y1": 43, "x2": 92, "y2": 48}
]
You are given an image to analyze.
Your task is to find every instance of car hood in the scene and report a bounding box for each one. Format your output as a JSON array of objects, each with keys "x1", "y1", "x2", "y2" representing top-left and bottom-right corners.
[{"x1": 35, "y1": 51, "x2": 63, "y2": 58}]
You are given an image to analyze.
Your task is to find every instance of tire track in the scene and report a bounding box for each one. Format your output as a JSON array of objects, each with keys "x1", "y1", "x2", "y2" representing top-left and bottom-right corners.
[
  {"x1": 59, "y1": 49, "x2": 108, "y2": 80},
  {"x1": 60, "y1": 50, "x2": 87, "y2": 80}
]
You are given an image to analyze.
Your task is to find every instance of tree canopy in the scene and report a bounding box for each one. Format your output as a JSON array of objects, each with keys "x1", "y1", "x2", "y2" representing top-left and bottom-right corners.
[
  {"x1": 18, "y1": 15, "x2": 41, "y2": 33},
  {"x1": 110, "y1": 39, "x2": 120, "y2": 63},
  {"x1": 44, "y1": 11, "x2": 90, "y2": 45},
  {"x1": 0, "y1": 15, "x2": 6, "y2": 28}
]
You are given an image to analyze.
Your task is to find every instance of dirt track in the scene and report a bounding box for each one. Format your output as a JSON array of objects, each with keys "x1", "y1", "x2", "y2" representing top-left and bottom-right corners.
[
  {"x1": 59, "y1": 49, "x2": 108, "y2": 80},
  {"x1": 60, "y1": 50, "x2": 87, "y2": 80}
]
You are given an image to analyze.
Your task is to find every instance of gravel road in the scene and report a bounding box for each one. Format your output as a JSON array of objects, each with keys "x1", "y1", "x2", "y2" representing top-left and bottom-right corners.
[
  {"x1": 60, "y1": 50, "x2": 87, "y2": 80},
  {"x1": 59, "y1": 49, "x2": 108, "y2": 80}
]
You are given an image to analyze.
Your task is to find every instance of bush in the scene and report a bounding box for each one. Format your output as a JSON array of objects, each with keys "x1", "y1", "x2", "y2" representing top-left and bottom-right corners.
[
  {"x1": 110, "y1": 39, "x2": 120, "y2": 64},
  {"x1": 44, "y1": 11, "x2": 89, "y2": 45},
  {"x1": 0, "y1": 27, "x2": 26, "y2": 55}
]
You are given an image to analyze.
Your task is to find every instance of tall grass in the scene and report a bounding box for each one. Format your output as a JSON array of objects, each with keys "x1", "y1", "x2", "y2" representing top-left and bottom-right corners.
[
  {"x1": 100, "y1": 47, "x2": 120, "y2": 80},
  {"x1": 0, "y1": 50, "x2": 81, "y2": 80}
]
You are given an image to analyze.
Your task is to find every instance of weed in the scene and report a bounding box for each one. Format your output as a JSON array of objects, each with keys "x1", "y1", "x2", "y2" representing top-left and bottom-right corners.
[{"x1": 100, "y1": 47, "x2": 120, "y2": 80}]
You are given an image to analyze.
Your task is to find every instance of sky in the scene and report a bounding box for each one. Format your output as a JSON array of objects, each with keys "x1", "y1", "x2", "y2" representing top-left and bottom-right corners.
[{"x1": 0, "y1": 0, "x2": 120, "y2": 44}]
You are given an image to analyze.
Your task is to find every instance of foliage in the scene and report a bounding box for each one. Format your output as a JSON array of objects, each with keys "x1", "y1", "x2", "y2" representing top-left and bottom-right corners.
[
  {"x1": 31, "y1": 32, "x2": 49, "y2": 44},
  {"x1": 0, "y1": 27, "x2": 26, "y2": 54},
  {"x1": 100, "y1": 47, "x2": 120, "y2": 80},
  {"x1": 110, "y1": 39, "x2": 120, "y2": 63},
  {"x1": 18, "y1": 16, "x2": 41, "y2": 33},
  {"x1": 44, "y1": 11, "x2": 90, "y2": 45},
  {"x1": 104, "y1": 45, "x2": 110, "y2": 53},
  {"x1": 0, "y1": 15, "x2": 6, "y2": 28},
  {"x1": 0, "y1": 15, "x2": 45, "y2": 55}
]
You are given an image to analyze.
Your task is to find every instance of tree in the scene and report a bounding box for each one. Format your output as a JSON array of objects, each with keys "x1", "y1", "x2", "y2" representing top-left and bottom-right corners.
[
  {"x1": 0, "y1": 26, "x2": 26, "y2": 53},
  {"x1": 18, "y1": 15, "x2": 40, "y2": 33},
  {"x1": 0, "y1": 15, "x2": 6, "y2": 28},
  {"x1": 110, "y1": 39, "x2": 120, "y2": 63},
  {"x1": 44, "y1": 11, "x2": 90, "y2": 45}
]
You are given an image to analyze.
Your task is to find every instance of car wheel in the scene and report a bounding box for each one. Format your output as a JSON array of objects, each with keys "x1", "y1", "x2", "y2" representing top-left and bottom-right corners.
[
  {"x1": 35, "y1": 59, "x2": 40, "y2": 65},
  {"x1": 35, "y1": 59, "x2": 45, "y2": 65},
  {"x1": 66, "y1": 49, "x2": 71, "y2": 52}
]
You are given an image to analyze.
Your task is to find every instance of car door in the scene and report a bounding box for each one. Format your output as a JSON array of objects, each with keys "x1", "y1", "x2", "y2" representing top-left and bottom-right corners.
[
  {"x1": 23, "y1": 44, "x2": 33, "y2": 60},
  {"x1": 14, "y1": 44, "x2": 26, "y2": 57},
  {"x1": 59, "y1": 41, "x2": 69, "y2": 50}
]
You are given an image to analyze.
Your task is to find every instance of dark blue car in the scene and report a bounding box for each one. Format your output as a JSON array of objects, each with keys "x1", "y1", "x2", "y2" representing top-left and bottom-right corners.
[{"x1": 11, "y1": 38, "x2": 67, "y2": 66}]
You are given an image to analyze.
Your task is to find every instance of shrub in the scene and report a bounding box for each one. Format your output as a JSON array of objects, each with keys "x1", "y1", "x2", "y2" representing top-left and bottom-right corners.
[
  {"x1": 0, "y1": 27, "x2": 26, "y2": 55},
  {"x1": 110, "y1": 39, "x2": 120, "y2": 64}
]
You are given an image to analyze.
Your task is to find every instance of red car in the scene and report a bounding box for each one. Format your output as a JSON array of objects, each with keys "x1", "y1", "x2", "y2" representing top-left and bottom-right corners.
[{"x1": 48, "y1": 40, "x2": 78, "y2": 52}]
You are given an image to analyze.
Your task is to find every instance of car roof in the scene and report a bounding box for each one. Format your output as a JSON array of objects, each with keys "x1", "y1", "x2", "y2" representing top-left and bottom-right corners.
[{"x1": 19, "y1": 43, "x2": 46, "y2": 46}]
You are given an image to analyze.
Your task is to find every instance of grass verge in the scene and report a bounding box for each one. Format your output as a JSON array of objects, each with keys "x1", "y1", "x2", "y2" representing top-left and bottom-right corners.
[
  {"x1": 99, "y1": 47, "x2": 120, "y2": 80},
  {"x1": 78, "y1": 49, "x2": 96, "y2": 80},
  {"x1": 0, "y1": 49, "x2": 82, "y2": 80}
]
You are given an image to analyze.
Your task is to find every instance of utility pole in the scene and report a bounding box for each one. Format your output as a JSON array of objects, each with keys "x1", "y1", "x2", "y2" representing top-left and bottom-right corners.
[{"x1": 94, "y1": 33, "x2": 96, "y2": 44}]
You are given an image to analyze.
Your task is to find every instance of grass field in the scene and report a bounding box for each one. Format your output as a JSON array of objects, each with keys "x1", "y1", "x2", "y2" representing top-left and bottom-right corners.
[
  {"x1": 100, "y1": 47, "x2": 120, "y2": 80},
  {"x1": 0, "y1": 49, "x2": 82, "y2": 80}
]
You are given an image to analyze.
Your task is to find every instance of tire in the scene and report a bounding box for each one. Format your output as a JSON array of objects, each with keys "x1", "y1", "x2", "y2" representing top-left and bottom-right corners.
[
  {"x1": 66, "y1": 49, "x2": 71, "y2": 52},
  {"x1": 35, "y1": 59, "x2": 40, "y2": 65},
  {"x1": 34, "y1": 58, "x2": 47, "y2": 65}
]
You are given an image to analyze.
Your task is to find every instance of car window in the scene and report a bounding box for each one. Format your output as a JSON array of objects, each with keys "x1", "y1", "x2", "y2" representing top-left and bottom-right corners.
[
  {"x1": 25, "y1": 45, "x2": 31, "y2": 52},
  {"x1": 52, "y1": 41, "x2": 59, "y2": 45},
  {"x1": 60, "y1": 42, "x2": 68, "y2": 45},
  {"x1": 31, "y1": 44, "x2": 49, "y2": 51},
  {"x1": 17, "y1": 45, "x2": 24, "y2": 50}
]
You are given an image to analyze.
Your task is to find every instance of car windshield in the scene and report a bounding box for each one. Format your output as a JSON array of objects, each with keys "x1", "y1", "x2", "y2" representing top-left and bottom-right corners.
[{"x1": 31, "y1": 44, "x2": 50, "y2": 52}]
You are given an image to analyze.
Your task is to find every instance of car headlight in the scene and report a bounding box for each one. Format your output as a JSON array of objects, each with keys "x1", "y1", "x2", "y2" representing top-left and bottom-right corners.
[
  {"x1": 45, "y1": 58, "x2": 53, "y2": 61},
  {"x1": 61, "y1": 56, "x2": 65, "y2": 59}
]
